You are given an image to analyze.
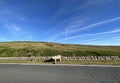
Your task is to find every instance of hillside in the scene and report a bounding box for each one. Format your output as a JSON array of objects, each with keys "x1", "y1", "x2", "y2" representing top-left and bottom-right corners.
[{"x1": 0, "y1": 42, "x2": 120, "y2": 57}]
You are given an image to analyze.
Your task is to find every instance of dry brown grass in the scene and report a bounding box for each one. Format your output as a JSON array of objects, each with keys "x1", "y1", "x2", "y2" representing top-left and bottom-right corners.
[{"x1": 0, "y1": 42, "x2": 120, "y2": 57}]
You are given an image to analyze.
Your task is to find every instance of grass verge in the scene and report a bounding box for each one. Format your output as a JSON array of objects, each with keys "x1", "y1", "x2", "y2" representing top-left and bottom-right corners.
[
  {"x1": 0, "y1": 60, "x2": 44, "y2": 64},
  {"x1": 0, "y1": 60, "x2": 120, "y2": 65},
  {"x1": 58, "y1": 60, "x2": 120, "y2": 65}
]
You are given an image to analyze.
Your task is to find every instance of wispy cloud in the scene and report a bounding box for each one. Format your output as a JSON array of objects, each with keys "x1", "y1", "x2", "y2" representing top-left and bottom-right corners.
[
  {"x1": 46, "y1": 0, "x2": 118, "y2": 43},
  {"x1": 84, "y1": 35, "x2": 120, "y2": 46},
  {"x1": 0, "y1": 0, "x2": 119, "y2": 44},
  {"x1": 0, "y1": 2, "x2": 33, "y2": 41},
  {"x1": 48, "y1": 16, "x2": 87, "y2": 41},
  {"x1": 57, "y1": 29, "x2": 120, "y2": 42},
  {"x1": 74, "y1": 33, "x2": 120, "y2": 44},
  {"x1": 11, "y1": 25, "x2": 33, "y2": 40},
  {"x1": 65, "y1": 17, "x2": 120, "y2": 34},
  {"x1": 49, "y1": 16, "x2": 120, "y2": 42},
  {"x1": 6, "y1": 24, "x2": 21, "y2": 32}
]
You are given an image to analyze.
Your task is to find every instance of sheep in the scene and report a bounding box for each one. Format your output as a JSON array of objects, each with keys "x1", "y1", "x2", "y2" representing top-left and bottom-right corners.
[{"x1": 52, "y1": 55, "x2": 61, "y2": 64}]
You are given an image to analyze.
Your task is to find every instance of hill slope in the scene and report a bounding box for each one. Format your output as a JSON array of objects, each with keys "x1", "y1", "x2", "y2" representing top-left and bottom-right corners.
[{"x1": 0, "y1": 42, "x2": 120, "y2": 57}]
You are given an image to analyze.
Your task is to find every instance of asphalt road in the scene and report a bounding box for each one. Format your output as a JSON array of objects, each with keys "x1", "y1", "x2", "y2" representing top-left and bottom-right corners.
[{"x1": 0, "y1": 64, "x2": 120, "y2": 83}]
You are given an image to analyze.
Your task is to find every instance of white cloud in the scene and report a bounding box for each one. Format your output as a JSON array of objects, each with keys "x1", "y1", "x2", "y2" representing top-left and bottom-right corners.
[
  {"x1": 57, "y1": 29, "x2": 120, "y2": 42},
  {"x1": 47, "y1": 0, "x2": 118, "y2": 42},
  {"x1": 49, "y1": 16, "x2": 120, "y2": 42},
  {"x1": 74, "y1": 33, "x2": 120, "y2": 44},
  {"x1": 2, "y1": 22, "x2": 34, "y2": 41},
  {"x1": 6, "y1": 24, "x2": 21, "y2": 32},
  {"x1": 11, "y1": 25, "x2": 21, "y2": 32},
  {"x1": 84, "y1": 36, "x2": 120, "y2": 46},
  {"x1": 47, "y1": 16, "x2": 88, "y2": 41},
  {"x1": 65, "y1": 17, "x2": 120, "y2": 34}
]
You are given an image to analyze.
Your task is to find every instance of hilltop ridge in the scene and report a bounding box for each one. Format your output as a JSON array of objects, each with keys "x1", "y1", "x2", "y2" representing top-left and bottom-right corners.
[{"x1": 0, "y1": 41, "x2": 120, "y2": 57}]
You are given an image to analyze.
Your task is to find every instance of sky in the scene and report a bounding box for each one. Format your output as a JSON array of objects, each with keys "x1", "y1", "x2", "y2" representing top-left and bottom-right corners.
[{"x1": 0, "y1": 0, "x2": 120, "y2": 45}]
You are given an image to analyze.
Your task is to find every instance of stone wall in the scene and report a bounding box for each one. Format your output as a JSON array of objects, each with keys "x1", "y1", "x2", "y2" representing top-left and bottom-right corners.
[
  {"x1": 62, "y1": 56, "x2": 120, "y2": 60},
  {"x1": 0, "y1": 56, "x2": 120, "y2": 60}
]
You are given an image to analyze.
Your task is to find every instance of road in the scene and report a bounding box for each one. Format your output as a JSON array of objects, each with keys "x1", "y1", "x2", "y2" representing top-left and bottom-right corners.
[{"x1": 0, "y1": 64, "x2": 120, "y2": 83}]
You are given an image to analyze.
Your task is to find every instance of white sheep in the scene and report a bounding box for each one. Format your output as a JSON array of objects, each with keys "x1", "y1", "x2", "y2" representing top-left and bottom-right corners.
[{"x1": 52, "y1": 55, "x2": 61, "y2": 64}]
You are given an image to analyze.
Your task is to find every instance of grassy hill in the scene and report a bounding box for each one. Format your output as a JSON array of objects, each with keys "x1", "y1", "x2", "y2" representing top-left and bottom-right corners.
[{"x1": 0, "y1": 41, "x2": 120, "y2": 57}]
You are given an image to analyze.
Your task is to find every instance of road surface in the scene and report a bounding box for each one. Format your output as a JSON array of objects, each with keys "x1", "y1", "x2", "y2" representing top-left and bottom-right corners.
[{"x1": 0, "y1": 64, "x2": 120, "y2": 83}]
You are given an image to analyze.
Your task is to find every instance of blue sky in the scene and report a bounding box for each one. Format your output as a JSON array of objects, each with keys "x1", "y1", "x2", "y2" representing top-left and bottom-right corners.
[{"x1": 0, "y1": 0, "x2": 120, "y2": 45}]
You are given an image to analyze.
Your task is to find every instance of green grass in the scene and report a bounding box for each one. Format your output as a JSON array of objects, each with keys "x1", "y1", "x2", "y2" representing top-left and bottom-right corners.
[
  {"x1": 58, "y1": 60, "x2": 120, "y2": 65},
  {"x1": 0, "y1": 60, "x2": 44, "y2": 64},
  {"x1": 0, "y1": 42, "x2": 120, "y2": 57},
  {"x1": 0, "y1": 60, "x2": 120, "y2": 65}
]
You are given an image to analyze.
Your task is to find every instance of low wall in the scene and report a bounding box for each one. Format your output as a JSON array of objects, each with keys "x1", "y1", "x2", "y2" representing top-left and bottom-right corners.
[
  {"x1": 0, "y1": 56, "x2": 120, "y2": 60},
  {"x1": 62, "y1": 56, "x2": 120, "y2": 60}
]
